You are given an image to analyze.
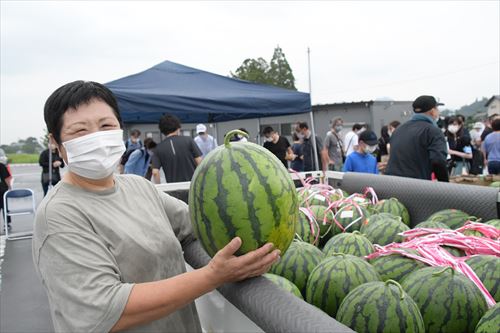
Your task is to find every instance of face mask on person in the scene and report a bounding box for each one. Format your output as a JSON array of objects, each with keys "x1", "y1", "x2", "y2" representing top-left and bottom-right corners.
[
  {"x1": 296, "y1": 132, "x2": 305, "y2": 139},
  {"x1": 364, "y1": 145, "x2": 377, "y2": 154},
  {"x1": 264, "y1": 136, "x2": 274, "y2": 142},
  {"x1": 448, "y1": 125, "x2": 460, "y2": 134},
  {"x1": 335, "y1": 125, "x2": 343, "y2": 133},
  {"x1": 62, "y1": 129, "x2": 126, "y2": 180}
]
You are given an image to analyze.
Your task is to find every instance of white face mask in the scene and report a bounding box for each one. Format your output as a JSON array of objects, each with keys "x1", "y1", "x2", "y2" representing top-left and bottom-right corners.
[
  {"x1": 364, "y1": 145, "x2": 377, "y2": 154},
  {"x1": 448, "y1": 125, "x2": 460, "y2": 134},
  {"x1": 62, "y1": 129, "x2": 125, "y2": 180},
  {"x1": 296, "y1": 132, "x2": 305, "y2": 139},
  {"x1": 265, "y1": 136, "x2": 273, "y2": 142}
]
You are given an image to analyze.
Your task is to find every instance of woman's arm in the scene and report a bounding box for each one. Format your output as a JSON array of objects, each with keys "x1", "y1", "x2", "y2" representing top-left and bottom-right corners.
[{"x1": 111, "y1": 238, "x2": 279, "y2": 332}]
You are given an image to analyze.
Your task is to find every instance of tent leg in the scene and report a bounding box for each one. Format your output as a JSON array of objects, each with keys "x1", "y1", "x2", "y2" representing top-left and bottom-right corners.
[{"x1": 257, "y1": 118, "x2": 261, "y2": 145}]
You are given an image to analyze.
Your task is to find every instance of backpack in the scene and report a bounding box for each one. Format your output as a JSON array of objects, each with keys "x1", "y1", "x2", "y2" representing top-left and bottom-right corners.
[
  {"x1": 120, "y1": 148, "x2": 140, "y2": 166},
  {"x1": 468, "y1": 148, "x2": 484, "y2": 175}
]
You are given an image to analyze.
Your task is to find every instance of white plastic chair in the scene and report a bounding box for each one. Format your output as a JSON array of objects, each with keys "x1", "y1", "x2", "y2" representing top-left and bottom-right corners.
[{"x1": 3, "y1": 188, "x2": 35, "y2": 240}]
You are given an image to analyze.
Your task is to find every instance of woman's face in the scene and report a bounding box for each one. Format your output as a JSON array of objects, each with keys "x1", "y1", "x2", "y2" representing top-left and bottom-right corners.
[{"x1": 54, "y1": 99, "x2": 120, "y2": 162}]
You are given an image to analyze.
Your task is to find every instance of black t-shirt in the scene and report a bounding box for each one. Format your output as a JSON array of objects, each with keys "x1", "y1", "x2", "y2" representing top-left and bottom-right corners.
[
  {"x1": 263, "y1": 136, "x2": 290, "y2": 168},
  {"x1": 481, "y1": 127, "x2": 493, "y2": 141},
  {"x1": 302, "y1": 135, "x2": 323, "y2": 172},
  {"x1": 152, "y1": 136, "x2": 202, "y2": 183},
  {"x1": 0, "y1": 163, "x2": 10, "y2": 193}
]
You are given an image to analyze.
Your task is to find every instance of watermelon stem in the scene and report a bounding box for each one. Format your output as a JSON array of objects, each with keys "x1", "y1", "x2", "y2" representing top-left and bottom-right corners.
[
  {"x1": 224, "y1": 129, "x2": 249, "y2": 148},
  {"x1": 433, "y1": 266, "x2": 454, "y2": 276},
  {"x1": 385, "y1": 279, "x2": 405, "y2": 300}
]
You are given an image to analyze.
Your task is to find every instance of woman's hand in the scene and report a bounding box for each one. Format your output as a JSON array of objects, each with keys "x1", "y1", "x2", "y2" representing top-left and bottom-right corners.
[{"x1": 204, "y1": 237, "x2": 280, "y2": 287}]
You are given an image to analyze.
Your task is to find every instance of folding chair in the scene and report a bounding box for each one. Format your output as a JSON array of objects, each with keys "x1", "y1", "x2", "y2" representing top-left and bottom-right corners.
[{"x1": 3, "y1": 188, "x2": 36, "y2": 240}]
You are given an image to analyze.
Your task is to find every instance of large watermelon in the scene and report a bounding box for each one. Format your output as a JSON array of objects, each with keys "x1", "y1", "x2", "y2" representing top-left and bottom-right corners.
[
  {"x1": 269, "y1": 240, "x2": 324, "y2": 296},
  {"x1": 490, "y1": 181, "x2": 500, "y2": 187},
  {"x1": 475, "y1": 302, "x2": 500, "y2": 333},
  {"x1": 363, "y1": 216, "x2": 410, "y2": 246},
  {"x1": 360, "y1": 212, "x2": 400, "y2": 234},
  {"x1": 263, "y1": 273, "x2": 303, "y2": 299},
  {"x1": 305, "y1": 253, "x2": 380, "y2": 317},
  {"x1": 189, "y1": 130, "x2": 298, "y2": 257},
  {"x1": 337, "y1": 280, "x2": 425, "y2": 333},
  {"x1": 295, "y1": 208, "x2": 321, "y2": 245},
  {"x1": 414, "y1": 220, "x2": 450, "y2": 229},
  {"x1": 374, "y1": 198, "x2": 411, "y2": 226},
  {"x1": 322, "y1": 231, "x2": 375, "y2": 257},
  {"x1": 401, "y1": 266, "x2": 488, "y2": 333},
  {"x1": 369, "y1": 249, "x2": 428, "y2": 282},
  {"x1": 427, "y1": 209, "x2": 474, "y2": 229},
  {"x1": 485, "y1": 219, "x2": 500, "y2": 229},
  {"x1": 332, "y1": 204, "x2": 371, "y2": 235},
  {"x1": 465, "y1": 255, "x2": 500, "y2": 302}
]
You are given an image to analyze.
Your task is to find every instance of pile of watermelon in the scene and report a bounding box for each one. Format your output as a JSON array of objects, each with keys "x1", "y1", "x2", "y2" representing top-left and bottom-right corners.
[{"x1": 188, "y1": 132, "x2": 499, "y2": 333}]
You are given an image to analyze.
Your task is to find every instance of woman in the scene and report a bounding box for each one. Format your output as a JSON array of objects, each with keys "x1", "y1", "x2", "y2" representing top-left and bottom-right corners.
[
  {"x1": 38, "y1": 143, "x2": 65, "y2": 196},
  {"x1": 483, "y1": 117, "x2": 500, "y2": 174},
  {"x1": 124, "y1": 137, "x2": 156, "y2": 177},
  {"x1": 445, "y1": 116, "x2": 472, "y2": 176},
  {"x1": 290, "y1": 132, "x2": 304, "y2": 172},
  {"x1": 33, "y1": 81, "x2": 280, "y2": 332}
]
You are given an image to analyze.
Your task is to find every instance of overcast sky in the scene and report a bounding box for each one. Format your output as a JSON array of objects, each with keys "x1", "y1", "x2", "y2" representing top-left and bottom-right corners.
[{"x1": 1, "y1": 1, "x2": 499, "y2": 145}]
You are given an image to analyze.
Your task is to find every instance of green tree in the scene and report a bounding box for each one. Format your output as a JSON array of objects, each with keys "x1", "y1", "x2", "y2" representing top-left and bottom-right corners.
[
  {"x1": 268, "y1": 46, "x2": 296, "y2": 90},
  {"x1": 231, "y1": 57, "x2": 271, "y2": 85},
  {"x1": 40, "y1": 127, "x2": 49, "y2": 148},
  {"x1": 231, "y1": 46, "x2": 297, "y2": 90}
]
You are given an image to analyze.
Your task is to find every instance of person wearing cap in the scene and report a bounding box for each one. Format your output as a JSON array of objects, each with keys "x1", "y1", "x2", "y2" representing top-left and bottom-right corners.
[
  {"x1": 342, "y1": 130, "x2": 379, "y2": 174},
  {"x1": 194, "y1": 124, "x2": 218, "y2": 158},
  {"x1": 386, "y1": 95, "x2": 449, "y2": 182}
]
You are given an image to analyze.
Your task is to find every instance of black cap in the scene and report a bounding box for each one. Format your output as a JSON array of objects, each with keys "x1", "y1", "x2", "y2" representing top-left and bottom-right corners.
[
  {"x1": 412, "y1": 95, "x2": 444, "y2": 113},
  {"x1": 359, "y1": 130, "x2": 378, "y2": 145}
]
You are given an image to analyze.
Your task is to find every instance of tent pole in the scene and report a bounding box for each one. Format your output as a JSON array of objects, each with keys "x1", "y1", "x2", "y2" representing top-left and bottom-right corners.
[
  {"x1": 257, "y1": 118, "x2": 261, "y2": 145},
  {"x1": 307, "y1": 47, "x2": 320, "y2": 171},
  {"x1": 213, "y1": 123, "x2": 219, "y2": 145}
]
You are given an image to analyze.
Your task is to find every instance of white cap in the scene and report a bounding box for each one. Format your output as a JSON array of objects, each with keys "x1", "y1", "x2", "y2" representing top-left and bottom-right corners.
[
  {"x1": 196, "y1": 124, "x2": 207, "y2": 133},
  {"x1": 473, "y1": 122, "x2": 483, "y2": 129}
]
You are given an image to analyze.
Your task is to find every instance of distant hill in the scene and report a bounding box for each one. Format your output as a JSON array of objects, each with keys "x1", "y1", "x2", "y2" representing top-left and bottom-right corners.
[{"x1": 454, "y1": 97, "x2": 489, "y2": 117}]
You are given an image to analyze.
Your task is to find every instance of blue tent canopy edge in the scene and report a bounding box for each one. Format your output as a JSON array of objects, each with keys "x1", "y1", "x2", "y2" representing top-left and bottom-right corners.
[{"x1": 105, "y1": 60, "x2": 311, "y2": 124}]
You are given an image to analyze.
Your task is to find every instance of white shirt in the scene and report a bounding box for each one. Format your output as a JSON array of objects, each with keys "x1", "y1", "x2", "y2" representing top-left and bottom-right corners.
[{"x1": 344, "y1": 131, "x2": 359, "y2": 156}]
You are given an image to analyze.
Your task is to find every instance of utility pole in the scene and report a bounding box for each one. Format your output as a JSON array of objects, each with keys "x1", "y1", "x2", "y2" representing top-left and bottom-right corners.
[{"x1": 307, "y1": 47, "x2": 320, "y2": 171}]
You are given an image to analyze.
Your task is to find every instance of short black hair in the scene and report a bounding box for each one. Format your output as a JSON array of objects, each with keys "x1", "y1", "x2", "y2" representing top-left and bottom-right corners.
[
  {"x1": 292, "y1": 132, "x2": 299, "y2": 141},
  {"x1": 296, "y1": 121, "x2": 308, "y2": 130},
  {"x1": 159, "y1": 114, "x2": 181, "y2": 135},
  {"x1": 143, "y1": 138, "x2": 157, "y2": 149},
  {"x1": 44, "y1": 80, "x2": 122, "y2": 144},
  {"x1": 262, "y1": 126, "x2": 275, "y2": 135},
  {"x1": 492, "y1": 118, "x2": 500, "y2": 131},
  {"x1": 448, "y1": 116, "x2": 462, "y2": 125},
  {"x1": 352, "y1": 123, "x2": 362, "y2": 131}
]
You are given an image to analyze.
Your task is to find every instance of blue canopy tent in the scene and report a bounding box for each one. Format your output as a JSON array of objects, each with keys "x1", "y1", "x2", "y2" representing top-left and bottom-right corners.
[{"x1": 105, "y1": 60, "x2": 311, "y2": 124}]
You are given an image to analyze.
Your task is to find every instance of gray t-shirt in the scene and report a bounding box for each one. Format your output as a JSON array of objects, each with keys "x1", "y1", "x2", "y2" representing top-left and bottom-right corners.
[
  {"x1": 323, "y1": 131, "x2": 343, "y2": 162},
  {"x1": 32, "y1": 175, "x2": 202, "y2": 333}
]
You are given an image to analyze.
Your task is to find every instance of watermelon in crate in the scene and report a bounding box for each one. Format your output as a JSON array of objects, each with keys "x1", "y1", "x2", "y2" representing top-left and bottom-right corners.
[
  {"x1": 374, "y1": 197, "x2": 411, "y2": 226},
  {"x1": 360, "y1": 212, "x2": 400, "y2": 233},
  {"x1": 362, "y1": 215, "x2": 410, "y2": 246},
  {"x1": 401, "y1": 266, "x2": 488, "y2": 333},
  {"x1": 414, "y1": 220, "x2": 450, "y2": 229},
  {"x1": 305, "y1": 253, "x2": 380, "y2": 317},
  {"x1": 427, "y1": 209, "x2": 475, "y2": 229},
  {"x1": 465, "y1": 255, "x2": 500, "y2": 302},
  {"x1": 263, "y1": 273, "x2": 303, "y2": 299},
  {"x1": 485, "y1": 219, "x2": 500, "y2": 229},
  {"x1": 332, "y1": 203, "x2": 371, "y2": 235},
  {"x1": 475, "y1": 302, "x2": 500, "y2": 333},
  {"x1": 337, "y1": 280, "x2": 425, "y2": 333},
  {"x1": 295, "y1": 208, "x2": 321, "y2": 245},
  {"x1": 322, "y1": 231, "x2": 375, "y2": 257},
  {"x1": 307, "y1": 205, "x2": 336, "y2": 246},
  {"x1": 369, "y1": 249, "x2": 428, "y2": 282},
  {"x1": 189, "y1": 130, "x2": 298, "y2": 257},
  {"x1": 269, "y1": 240, "x2": 324, "y2": 296}
]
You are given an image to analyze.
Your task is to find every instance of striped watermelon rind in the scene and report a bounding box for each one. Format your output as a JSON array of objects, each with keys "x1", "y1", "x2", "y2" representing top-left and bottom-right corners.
[
  {"x1": 485, "y1": 219, "x2": 500, "y2": 229},
  {"x1": 295, "y1": 209, "x2": 321, "y2": 245},
  {"x1": 332, "y1": 204, "x2": 371, "y2": 235},
  {"x1": 369, "y1": 249, "x2": 428, "y2": 283},
  {"x1": 189, "y1": 130, "x2": 298, "y2": 257},
  {"x1": 363, "y1": 216, "x2": 410, "y2": 246},
  {"x1": 337, "y1": 280, "x2": 425, "y2": 333},
  {"x1": 465, "y1": 255, "x2": 500, "y2": 302},
  {"x1": 322, "y1": 231, "x2": 375, "y2": 257},
  {"x1": 401, "y1": 266, "x2": 488, "y2": 333},
  {"x1": 360, "y1": 212, "x2": 400, "y2": 234},
  {"x1": 414, "y1": 220, "x2": 450, "y2": 229},
  {"x1": 427, "y1": 209, "x2": 474, "y2": 229},
  {"x1": 374, "y1": 197, "x2": 411, "y2": 226},
  {"x1": 263, "y1": 273, "x2": 303, "y2": 299},
  {"x1": 305, "y1": 253, "x2": 381, "y2": 317},
  {"x1": 269, "y1": 240, "x2": 324, "y2": 296},
  {"x1": 475, "y1": 302, "x2": 500, "y2": 333}
]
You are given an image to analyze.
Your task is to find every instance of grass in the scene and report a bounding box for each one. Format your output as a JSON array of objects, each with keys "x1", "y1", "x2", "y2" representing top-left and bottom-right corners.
[{"x1": 6, "y1": 154, "x2": 39, "y2": 164}]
